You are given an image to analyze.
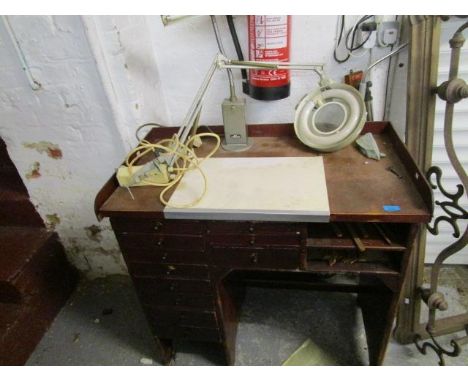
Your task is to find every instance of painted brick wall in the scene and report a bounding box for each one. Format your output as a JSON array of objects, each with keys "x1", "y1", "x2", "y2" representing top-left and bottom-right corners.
[{"x1": 0, "y1": 16, "x2": 128, "y2": 276}]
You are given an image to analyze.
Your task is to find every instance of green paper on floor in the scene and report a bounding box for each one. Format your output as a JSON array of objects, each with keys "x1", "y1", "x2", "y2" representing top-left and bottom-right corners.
[{"x1": 282, "y1": 339, "x2": 337, "y2": 366}]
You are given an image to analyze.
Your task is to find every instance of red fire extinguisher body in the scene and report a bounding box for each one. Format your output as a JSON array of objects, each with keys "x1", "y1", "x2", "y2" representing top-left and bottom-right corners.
[{"x1": 248, "y1": 15, "x2": 291, "y2": 101}]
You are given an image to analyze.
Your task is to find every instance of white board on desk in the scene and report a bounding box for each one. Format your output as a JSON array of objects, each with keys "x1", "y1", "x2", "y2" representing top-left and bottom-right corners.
[{"x1": 164, "y1": 156, "x2": 330, "y2": 222}]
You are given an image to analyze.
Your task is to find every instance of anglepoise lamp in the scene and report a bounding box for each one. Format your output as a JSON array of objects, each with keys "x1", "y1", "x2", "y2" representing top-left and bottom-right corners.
[{"x1": 118, "y1": 52, "x2": 367, "y2": 189}]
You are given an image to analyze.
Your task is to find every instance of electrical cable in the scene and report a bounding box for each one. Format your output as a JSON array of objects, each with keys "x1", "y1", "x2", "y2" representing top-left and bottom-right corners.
[
  {"x1": 226, "y1": 15, "x2": 248, "y2": 83},
  {"x1": 345, "y1": 15, "x2": 374, "y2": 52},
  {"x1": 349, "y1": 45, "x2": 372, "y2": 58},
  {"x1": 124, "y1": 131, "x2": 221, "y2": 208},
  {"x1": 135, "y1": 122, "x2": 162, "y2": 141},
  {"x1": 334, "y1": 15, "x2": 374, "y2": 64},
  {"x1": 348, "y1": 33, "x2": 372, "y2": 55},
  {"x1": 333, "y1": 16, "x2": 351, "y2": 63}
]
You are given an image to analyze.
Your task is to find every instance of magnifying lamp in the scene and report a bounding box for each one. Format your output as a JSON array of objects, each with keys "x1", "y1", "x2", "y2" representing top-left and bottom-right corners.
[{"x1": 294, "y1": 81, "x2": 367, "y2": 152}]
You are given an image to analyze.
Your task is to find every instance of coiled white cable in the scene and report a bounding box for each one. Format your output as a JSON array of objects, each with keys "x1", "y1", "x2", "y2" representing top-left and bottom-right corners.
[{"x1": 124, "y1": 132, "x2": 221, "y2": 208}]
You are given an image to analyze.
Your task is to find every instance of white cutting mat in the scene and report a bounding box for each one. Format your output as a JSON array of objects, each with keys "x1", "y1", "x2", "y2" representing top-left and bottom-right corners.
[{"x1": 164, "y1": 156, "x2": 330, "y2": 222}]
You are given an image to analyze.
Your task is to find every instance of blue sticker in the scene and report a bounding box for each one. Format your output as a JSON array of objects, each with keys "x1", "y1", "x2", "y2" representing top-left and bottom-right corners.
[{"x1": 383, "y1": 205, "x2": 401, "y2": 212}]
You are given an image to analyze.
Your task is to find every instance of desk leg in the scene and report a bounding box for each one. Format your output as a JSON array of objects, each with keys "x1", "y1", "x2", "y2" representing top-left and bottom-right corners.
[
  {"x1": 153, "y1": 337, "x2": 175, "y2": 365},
  {"x1": 358, "y1": 280, "x2": 396, "y2": 366},
  {"x1": 216, "y1": 275, "x2": 245, "y2": 366}
]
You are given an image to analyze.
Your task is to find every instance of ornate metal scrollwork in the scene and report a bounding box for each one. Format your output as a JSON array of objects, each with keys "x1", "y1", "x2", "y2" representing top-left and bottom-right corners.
[
  {"x1": 414, "y1": 333, "x2": 461, "y2": 366},
  {"x1": 413, "y1": 19, "x2": 468, "y2": 366},
  {"x1": 426, "y1": 166, "x2": 467, "y2": 238}
]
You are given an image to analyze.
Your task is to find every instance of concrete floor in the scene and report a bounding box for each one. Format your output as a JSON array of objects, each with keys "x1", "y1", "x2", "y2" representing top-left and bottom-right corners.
[{"x1": 27, "y1": 268, "x2": 468, "y2": 366}]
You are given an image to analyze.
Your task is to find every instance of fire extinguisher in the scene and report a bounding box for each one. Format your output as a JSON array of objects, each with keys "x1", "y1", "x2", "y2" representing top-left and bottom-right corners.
[{"x1": 247, "y1": 15, "x2": 291, "y2": 101}]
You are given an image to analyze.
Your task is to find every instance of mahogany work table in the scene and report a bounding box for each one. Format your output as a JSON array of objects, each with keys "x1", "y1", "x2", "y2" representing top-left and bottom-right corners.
[{"x1": 95, "y1": 122, "x2": 432, "y2": 365}]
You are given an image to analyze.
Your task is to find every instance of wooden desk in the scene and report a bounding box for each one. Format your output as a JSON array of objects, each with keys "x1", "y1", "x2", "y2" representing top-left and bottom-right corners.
[{"x1": 95, "y1": 122, "x2": 432, "y2": 365}]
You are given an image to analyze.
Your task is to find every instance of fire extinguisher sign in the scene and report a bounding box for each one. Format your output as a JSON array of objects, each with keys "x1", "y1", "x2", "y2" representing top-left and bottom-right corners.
[{"x1": 248, "y1": 15, "x2": 291, "y2": 88}]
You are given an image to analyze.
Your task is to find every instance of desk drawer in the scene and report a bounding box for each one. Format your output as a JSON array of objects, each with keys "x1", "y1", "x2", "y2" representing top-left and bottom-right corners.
[
  {"x1": 207, "y1": 221, "x2": 304, "y2": 235},
  {"x1": 122, "y1": 248, "x2": 206, "y2": 265},
  {"x1": 140, "y1": 291, "x2": 216, "y2": 310},
  {"x1": 211, "y1": 247, "x2": 301, "y2": 270},
  {"x1": 128, "y1": 263, "x2": 210, "y2": 279},
  {"x1": 111, "y1": 218, "x2": 203, "y2": 235},
  {"x1": 117, "y1": 232, "x2": 205, "y2": 252},
  {"x1": 150, "y1": 324, "x2": 221, "y2": 343},
  {"x1": 144, "y1": 305, "x2": 218, "y2": 329},
  {"x1": 133, "y1": 277, "x2": 212, "y2": 295},
  {"x1": 208, "y1": 233, "x2": 301, "y2": 247}
]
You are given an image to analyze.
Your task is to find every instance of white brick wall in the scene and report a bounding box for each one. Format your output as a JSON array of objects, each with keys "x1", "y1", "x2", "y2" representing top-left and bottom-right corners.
[{"x1": 0, "y1": 16, "x2": 128, "y2": 276}]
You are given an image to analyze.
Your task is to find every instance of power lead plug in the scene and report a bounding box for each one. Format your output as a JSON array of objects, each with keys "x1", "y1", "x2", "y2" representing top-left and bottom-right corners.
[
  {"x1": 377, "y1": 21, "x2": 399, "y2": 47},
  {"x1": 360, "y1": 22, "x2": 378, "y2": 49},
  {"x1": 191, "y1": 135, "x2": 203, "y2": 148}
]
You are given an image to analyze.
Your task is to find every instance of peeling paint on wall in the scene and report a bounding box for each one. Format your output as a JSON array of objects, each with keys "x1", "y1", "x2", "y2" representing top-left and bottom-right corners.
[
  {"x1": 24, "y1": 141, "x2": 63, "y2": 159},
  {"x1": 46, "y1": 213, "x2": 61, "y2": 230},
  {"x1": 85, "y1": 224, "x2": 102, "y2": 242},
  {"x1": 0, "y1": 16, "x2": 127, "y2": 279},
  {"x1": 64, "y1": 234, "x2": 128, "y2": 278},
  {"x1": 25, "y1": 161, "x2": 41, "y2": 179}
]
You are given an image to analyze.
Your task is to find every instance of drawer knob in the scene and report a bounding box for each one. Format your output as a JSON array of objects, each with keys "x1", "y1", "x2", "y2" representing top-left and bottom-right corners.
[
  {"x1": 249, "y1": 226, "x2": 254, "y2": 233},
  {"x1": 169, "y1": 283, "x2": 177, "y2": 291},
  {"x1": 250, "y1": 253, "x2": 258, "y2": 263},
  {"x1": 249, "y1": 238, "x2": 255, "y2": 245},
  {"x1": 157, "y1": 239, "x2": 164, "y2": 246},
  {"x1": 161, "y1": 252, "x2": 168, "y2": 261},
  {"x1": 154, "y1": 222, "x2": 163, "y2": 231}
]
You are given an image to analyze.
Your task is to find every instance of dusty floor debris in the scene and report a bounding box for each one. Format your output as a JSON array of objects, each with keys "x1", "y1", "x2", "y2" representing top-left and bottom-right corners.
[
  {"x1": 139, "y1": 357, "x2": 153, "y2": 365},
  {"x1": 26, "y1": 270, "x2": 468, "y2": 366}
]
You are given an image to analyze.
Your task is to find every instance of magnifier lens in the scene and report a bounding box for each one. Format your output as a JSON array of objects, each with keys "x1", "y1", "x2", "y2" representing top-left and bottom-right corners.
[{"x1": 313, "y1": 102, "x2": 346, "y2": 134}]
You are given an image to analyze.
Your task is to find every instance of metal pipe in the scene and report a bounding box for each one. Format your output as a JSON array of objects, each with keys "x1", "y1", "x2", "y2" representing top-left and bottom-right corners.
[
  {"x1": 210, "y1": 16, "x2": 236, "y2": 100},
  {"x1": 360, "y1": 43, "x2": 409, "y2": 94},
  {"x1": 2, "y1": 16, "x2": 41, "y2": 90},
  {"x1": 359, "y1": 43, "x2": 408, "y2": 121},
  {"x1": 365, "y1": 43, "x2": 408, "y2": 78},
  {"x1": 161, "y1": 15, "x2": 195, "y2": 26}
]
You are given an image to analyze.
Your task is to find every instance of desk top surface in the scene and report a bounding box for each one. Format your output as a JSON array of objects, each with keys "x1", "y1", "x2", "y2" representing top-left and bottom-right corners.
[{"x1": 96, "y1": 122, "x2": 432, "y2": 223}]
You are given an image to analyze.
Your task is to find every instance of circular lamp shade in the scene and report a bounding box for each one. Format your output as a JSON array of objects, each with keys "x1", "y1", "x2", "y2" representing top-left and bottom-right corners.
[{"x1": 294, "y1": 83, "x2": 366, "y2": 152}]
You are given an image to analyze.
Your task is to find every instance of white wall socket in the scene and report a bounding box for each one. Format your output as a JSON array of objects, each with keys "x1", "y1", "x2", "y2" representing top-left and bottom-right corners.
[{"x1": 378, "y1": 21, "x2": 399, "y2": 47}]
